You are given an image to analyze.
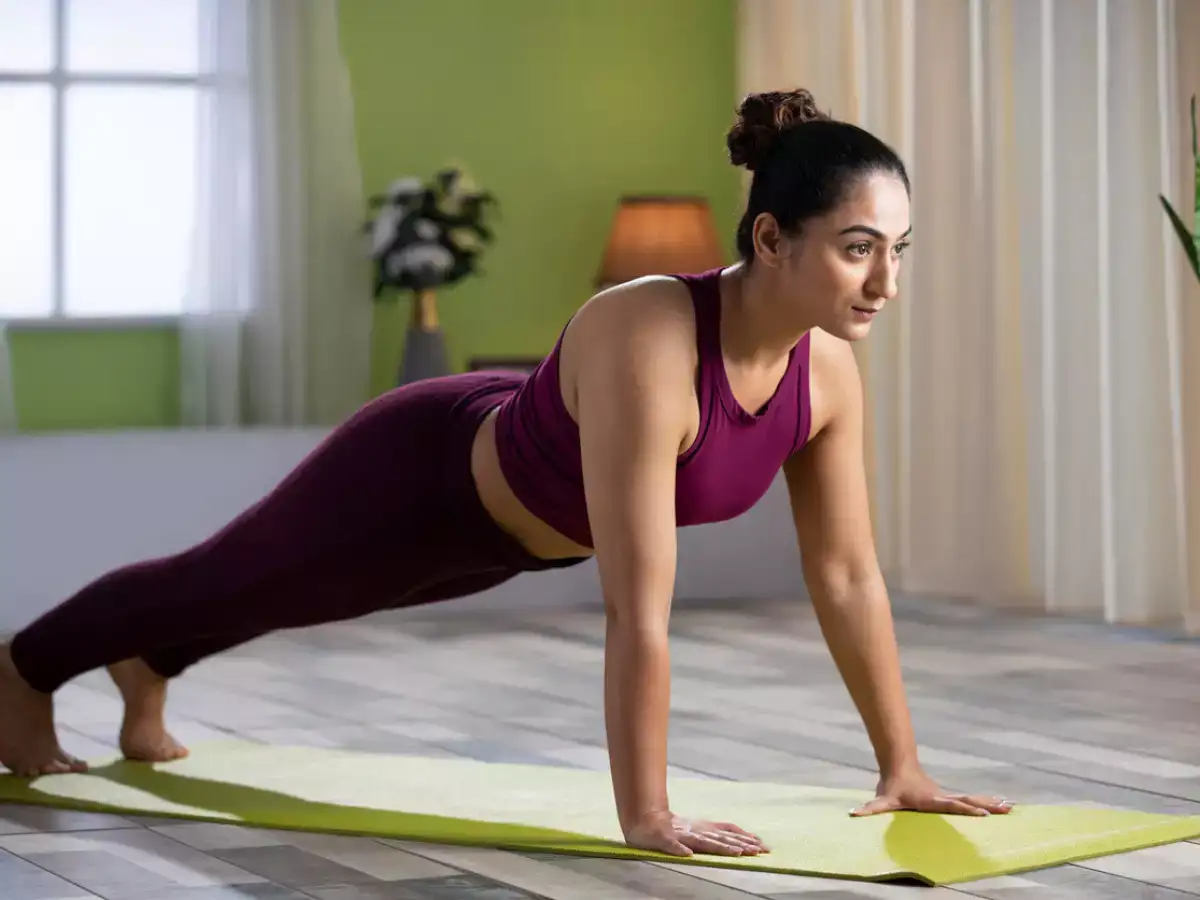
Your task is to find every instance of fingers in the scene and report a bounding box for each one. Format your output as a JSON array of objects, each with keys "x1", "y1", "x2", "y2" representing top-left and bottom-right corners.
[
  {"x1": 718, "y1": 832, "x2": 769, "y2": 854},
  {"x1": 968, "y1": 795, "x2": 1015, "y2": 814},
  {"x1": 625, "y1": 818, "x2": 770, "y2": 859},
  {"x1": 631, "y1": 830, "x2": 694, "y2": 857},
  {"x1": 679, "y1": 822, "x2": 769, "y2": 856},
  {"x1": 626, "y1": 827, "x2": 722, "y2": 858},
  {"x1": 710, "y1": 822, "x2": 770, "y2": 852},
  {"x1": 712, "y1": 821, "x2": 762, "y2": 839},
  {"x1": 683, "y1": 830, "x2": 763, "y2": 857},
  {"x1": 929, "y1": 796, "x2": 991, "y2": 816},
  {"x1": 851, "y1": 793, "x2": 1015, "y2": 817},
  {"x1": 850, "y1": 796, "x2": 898, "y2": 816},
  {"x1": 924, "y1": 793, "x2": 1015, "y2": 816},
  {"x1": 684, "y1": 833, "x2": 745, "y2": 856},
  {"x1": 955, "y1": 796, "x2": 1012, "y2": 816},
  {"x1": 658, "y1": 836, "x2": 695, "y2": 857}
]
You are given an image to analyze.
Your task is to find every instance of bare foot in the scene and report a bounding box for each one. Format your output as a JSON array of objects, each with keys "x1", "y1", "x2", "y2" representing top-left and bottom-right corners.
[
  {"x1": 0, "y1": 643, "x2": 88, "y2": 777},
  {"x1": 107, "y1": 659, "x2": 189, "y2": 763}
]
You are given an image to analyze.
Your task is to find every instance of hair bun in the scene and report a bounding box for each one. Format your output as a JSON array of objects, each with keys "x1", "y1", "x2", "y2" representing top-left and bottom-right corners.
[{"x1": 727, "y1": 88, "x2": 829, "y2": 171}]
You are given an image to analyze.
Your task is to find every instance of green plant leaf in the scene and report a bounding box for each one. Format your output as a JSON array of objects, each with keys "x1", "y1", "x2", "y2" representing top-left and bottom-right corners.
[
  {"x1": 1160, "y1": 194, "x2": 1200, "y2": 284},
  {"x1": 1191, "y1": 96, "x2": 1198, "y2": 252},
  {"x1": 1193, "y1": 148, "x2": 1199, "y2": 253},
  {"x1": 1191, "y1": 94, "x2": 1197, "y2": 158}
]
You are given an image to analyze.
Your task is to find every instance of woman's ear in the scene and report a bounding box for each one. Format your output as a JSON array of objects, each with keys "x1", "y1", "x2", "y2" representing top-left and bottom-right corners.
[{"x1": 751, "y1": 213, "x2": 793, "y2": 268}]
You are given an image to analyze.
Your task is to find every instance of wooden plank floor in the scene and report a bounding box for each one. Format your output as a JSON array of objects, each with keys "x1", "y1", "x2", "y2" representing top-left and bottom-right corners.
[{"x1": 3, "y1": 592, "x2": 1199, "y2": 899}]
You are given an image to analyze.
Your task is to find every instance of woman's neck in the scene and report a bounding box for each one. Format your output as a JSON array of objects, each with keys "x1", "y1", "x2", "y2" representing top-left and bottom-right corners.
[{"x1": 718, "y1": 262, "x2": 812, "y2": 364}]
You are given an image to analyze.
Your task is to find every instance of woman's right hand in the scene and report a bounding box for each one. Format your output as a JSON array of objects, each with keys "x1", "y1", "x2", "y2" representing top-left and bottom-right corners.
[{"x1": 623, "y1": 811, "x2": 770, "y2": 857}]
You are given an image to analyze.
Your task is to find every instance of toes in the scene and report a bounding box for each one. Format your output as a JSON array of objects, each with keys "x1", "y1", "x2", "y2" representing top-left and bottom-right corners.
[
  {"x1": 34, "y1": 752, "x2": 87, "y2": 777},
  {"x1": 122, "y1": 740, "x2": 189, "y2": 763},
  {"x1": 22, "y1": 759, "x2": 69, "y2": 777},
  {"x1": 52, "y1": 749, "x2": 87, "y2": 773},
  {"x1": 4, "y1": 753, "x2": 84, "y2": 778}
]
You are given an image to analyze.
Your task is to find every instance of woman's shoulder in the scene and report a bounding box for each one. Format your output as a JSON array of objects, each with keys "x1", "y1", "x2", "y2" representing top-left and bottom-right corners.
[
  {"x1": 562, "y1": 276, "x2": 700, "y2": 366},
  {"x1": 574, "y1": 275, "x2": 696, "y2": 331},
  {"x1": 554, "y1": 276, "x2": 702, "y2": 418}
]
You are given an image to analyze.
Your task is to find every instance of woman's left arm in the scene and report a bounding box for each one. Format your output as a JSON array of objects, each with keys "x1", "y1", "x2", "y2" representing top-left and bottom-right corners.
[{"x1": 782, "y1": 335, "x2": 1012, "y2": 818}]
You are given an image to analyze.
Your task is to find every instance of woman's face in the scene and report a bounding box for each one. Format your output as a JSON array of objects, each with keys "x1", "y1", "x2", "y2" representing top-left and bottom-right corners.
[{"x1": 755, "y1": 173, "x2": 912, "y2": 341}]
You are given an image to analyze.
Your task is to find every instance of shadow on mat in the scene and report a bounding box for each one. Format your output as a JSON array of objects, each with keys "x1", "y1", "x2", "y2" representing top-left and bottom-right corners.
[
  {"x1": 0, "y1": 759, "x2": 679, "y2": 861},
  {"x1": 882, "y1": 809, "x2": 998, "y2": 883}
]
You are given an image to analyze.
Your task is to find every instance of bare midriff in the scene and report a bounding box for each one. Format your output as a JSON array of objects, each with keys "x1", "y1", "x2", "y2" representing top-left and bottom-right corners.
[{"x1": 468, "y1": 408, "x2": 595, "y2": 561}]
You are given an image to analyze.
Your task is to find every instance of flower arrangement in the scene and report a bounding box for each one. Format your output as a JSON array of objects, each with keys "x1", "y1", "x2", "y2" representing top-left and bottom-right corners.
[
  {"x1": 1159, "y1": 95, "x2": 1199, "y2": 285},
  {"x1": 366, "y1": 167, "x2": 497, "y2": 296}
]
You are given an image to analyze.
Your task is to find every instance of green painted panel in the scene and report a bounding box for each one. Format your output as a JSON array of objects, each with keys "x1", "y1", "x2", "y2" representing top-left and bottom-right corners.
[{"x1": 10, "y1": 328, "x2": 179, "y2": 431}]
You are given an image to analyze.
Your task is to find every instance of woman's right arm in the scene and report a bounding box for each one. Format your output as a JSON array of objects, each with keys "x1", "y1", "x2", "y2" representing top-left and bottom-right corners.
[{"x1": 568, "y1": 284, "x2": 765, "y2": 857}]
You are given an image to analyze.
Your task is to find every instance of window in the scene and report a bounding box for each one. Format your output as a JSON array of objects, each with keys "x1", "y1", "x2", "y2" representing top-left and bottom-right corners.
[{"x1": 0, "y1": 0, "x2": 200, "y2": 319}]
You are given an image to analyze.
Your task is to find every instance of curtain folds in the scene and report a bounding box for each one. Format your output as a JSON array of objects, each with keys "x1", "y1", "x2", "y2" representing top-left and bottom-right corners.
[
  {"x1": 739, "y1": 0, "x2": 1200, "y2": 632},
  {"x1": 181, "y1": 0, "x2": 373, "y2": 429}
]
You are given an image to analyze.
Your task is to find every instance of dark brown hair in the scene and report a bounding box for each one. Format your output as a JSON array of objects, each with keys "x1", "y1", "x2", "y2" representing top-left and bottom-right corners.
[{"x1": 727, "y1": 88, "x2": 909, "y2": 262}]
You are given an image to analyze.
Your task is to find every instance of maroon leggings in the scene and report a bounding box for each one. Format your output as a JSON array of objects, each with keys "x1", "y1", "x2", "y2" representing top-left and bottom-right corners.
[{"x1": 9, "y1": 372, "x2": 588, "y2": 694}]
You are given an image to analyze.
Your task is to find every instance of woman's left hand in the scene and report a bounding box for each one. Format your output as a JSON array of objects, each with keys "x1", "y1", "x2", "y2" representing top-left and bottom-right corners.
[{"x1": 850, "y1": 767, "x2": 1014, "y2": 817}]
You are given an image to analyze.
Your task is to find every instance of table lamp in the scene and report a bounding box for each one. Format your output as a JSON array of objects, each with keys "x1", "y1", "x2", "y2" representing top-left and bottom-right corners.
[{"x1": 595, "y1": 195, "x2": 725, "y2": 289}]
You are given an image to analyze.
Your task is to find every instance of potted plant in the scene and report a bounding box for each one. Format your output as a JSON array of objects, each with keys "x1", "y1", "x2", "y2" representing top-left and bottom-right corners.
[
  {"x1": 1159, "y1": 95, "x2": 1199, "y2": 284},
  {"x1": 366, "y1": 167, "x2": 497, "y2": 384}
]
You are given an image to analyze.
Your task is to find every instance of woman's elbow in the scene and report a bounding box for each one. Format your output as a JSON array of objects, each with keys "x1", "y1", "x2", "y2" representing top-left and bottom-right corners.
[{"x1": 803, "y1": 553, "x2": 885, "y2": 603}]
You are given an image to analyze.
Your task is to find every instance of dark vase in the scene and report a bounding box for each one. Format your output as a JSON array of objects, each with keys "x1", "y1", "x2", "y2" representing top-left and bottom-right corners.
[{"x1": 399, "y1": 290, "x2": 452, "y2": 385}]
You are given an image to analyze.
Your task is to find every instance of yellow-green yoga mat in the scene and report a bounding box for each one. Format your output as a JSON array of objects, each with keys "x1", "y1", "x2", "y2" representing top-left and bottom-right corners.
[{"x1": 1, "y1": 739, "x2": 1198, "y2": 886}]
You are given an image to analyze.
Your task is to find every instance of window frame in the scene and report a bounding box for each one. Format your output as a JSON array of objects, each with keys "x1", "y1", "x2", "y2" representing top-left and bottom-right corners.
[{"x1": 0, "y1": 0, "x2": 203, "y2": 327}]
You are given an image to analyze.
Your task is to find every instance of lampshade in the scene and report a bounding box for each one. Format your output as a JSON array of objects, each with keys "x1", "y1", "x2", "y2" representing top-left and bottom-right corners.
[{"x1": 595, "y1": 195, "x2": 725, "y2": 288}]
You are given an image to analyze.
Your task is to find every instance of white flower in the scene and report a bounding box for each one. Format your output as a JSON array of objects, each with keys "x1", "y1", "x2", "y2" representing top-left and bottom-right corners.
[
  {"x1": 448, "y1": 226, "x2": 482, "y2": 252},
  {"x1": 370, "y1": 205, "x2": 403, "y2": 256},
  {"x1": 413, "y1": 218, "x2": 440, "y2": 241},
  {"x1": 385, "y1": 177, "x2": 424, "y2": 202},
  {"x1": 386, "y1": 243, "x2": 455, "y2": 279}
]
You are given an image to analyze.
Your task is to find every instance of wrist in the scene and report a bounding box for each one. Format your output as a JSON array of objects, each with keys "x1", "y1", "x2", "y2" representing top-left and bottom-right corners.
[
  {"x1": 877, "y1": 751, "x2": 922, "y2": 781},
  {"x1": 620, "y1": 806, "x2": 673, "y2": 836},
  {"x1": 615, "y1": 779, "x2": 672, "y2": 834}
]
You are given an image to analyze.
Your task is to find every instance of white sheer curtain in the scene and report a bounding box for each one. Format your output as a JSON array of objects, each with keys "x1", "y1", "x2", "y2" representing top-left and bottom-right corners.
[
  {"x1": 181, "y1": 0, "x2": 373, "y2": 428},
  {"x1": 0, "y1": 323, "x2": 16, "y2": 434},
  {"x1": 740, "y1": 0, "x2": 1200, "y2": 633}
]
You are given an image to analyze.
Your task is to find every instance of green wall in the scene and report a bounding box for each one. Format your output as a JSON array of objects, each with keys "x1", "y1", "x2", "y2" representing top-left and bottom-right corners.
[
  {"x1": 9, "y1": 0, "x2": 741, "y2": 430},
  {"x1": 10, "y1": 327, "x2": 179, "y2": 431}
]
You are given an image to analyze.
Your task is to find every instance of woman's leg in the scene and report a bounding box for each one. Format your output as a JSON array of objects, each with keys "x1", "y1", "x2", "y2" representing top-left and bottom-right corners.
[
  {"x1": 0, "y1": 372, "x2": 578, "y2": 776},
  {"x1": 8, "y1": 382, "x2": 460, "y2": 692},
  {"x1": 97, "y1": 551, "x2": 534, "y2": 765},
  {"x1": 102, "y1": 560, "x2": 532, "y2": 765}
]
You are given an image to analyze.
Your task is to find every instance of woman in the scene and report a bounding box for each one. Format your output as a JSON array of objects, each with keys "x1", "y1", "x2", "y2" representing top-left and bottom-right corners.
[{"x1": 0, "y1": 87, "x2": 1013, "y2": 858}]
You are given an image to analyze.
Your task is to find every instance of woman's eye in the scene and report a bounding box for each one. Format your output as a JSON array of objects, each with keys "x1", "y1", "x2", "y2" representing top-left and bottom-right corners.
[
  {"x1": 849, "y1": 242, "x2": 871, "y2": 256},
  {"x1": 894, "y1": 241, "x2": 910, "y2": 257}
]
